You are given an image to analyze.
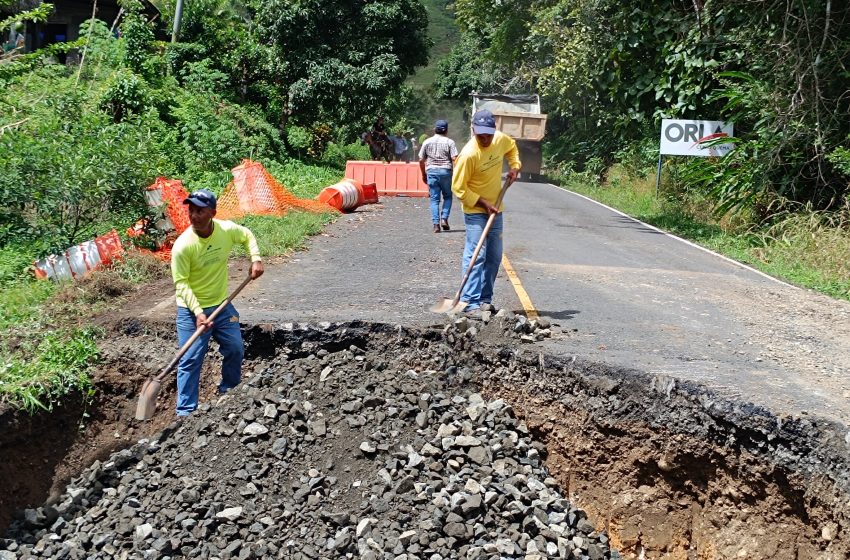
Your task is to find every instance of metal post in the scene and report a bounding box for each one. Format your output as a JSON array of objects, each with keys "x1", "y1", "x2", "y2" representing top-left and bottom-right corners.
[
  {"x1": 171, "y1": 0, "x2": 184, "y2": 43},
  {"x1": 655, "y1": 154, "x2": 663, "y2": 196}
]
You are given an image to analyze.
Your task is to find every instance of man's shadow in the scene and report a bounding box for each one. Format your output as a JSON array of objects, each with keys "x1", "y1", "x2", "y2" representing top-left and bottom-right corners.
[{"x1": 526, "y1": 309, "x2": 580, "y2": 321}]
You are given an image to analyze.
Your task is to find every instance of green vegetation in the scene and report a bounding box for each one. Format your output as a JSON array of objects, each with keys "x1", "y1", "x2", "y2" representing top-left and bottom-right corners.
[
  {"x1": 0, "y1": 252, "x2": 167, "y2": 411},
  {"x1": 234, "y1": 213, "x2": 335, "y2": 259},
  {"x1": 441, "y1": 0, "x2": 850, "y2": 216},
  {"x1": 0, "y1": 0, "x2": 420, "y2": 412},
  {"x1": 411, "y1": 0, "x2": 461, "y2": 90},
  {"x1": 399, "y1": 0, "x2": 468, "y2": 145},
  {"x1": 0, "y1": 328, "x2": 99, "y2": 413}
]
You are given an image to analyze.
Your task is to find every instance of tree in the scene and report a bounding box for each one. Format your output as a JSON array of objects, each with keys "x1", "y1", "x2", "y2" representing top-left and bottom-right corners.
[
  {"x1": 445, "y1": 0, "x2": 850, "y2": 215},
  {"x1": 253, "y1": 0, "x2": 430, "y2": 138}
]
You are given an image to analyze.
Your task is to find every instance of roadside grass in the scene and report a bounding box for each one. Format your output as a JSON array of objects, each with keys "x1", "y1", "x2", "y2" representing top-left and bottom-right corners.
[
  {"x1": 554, "y1": 165, "x2": 850, "y2": 301},
  {"x1": 264, "y1": 159, "x2": 347, "y2": 199},
  {"x1": 0, "y1": 252, "x2": 167, "y2": 412},
  {"x1": 0, "y1": 328, "x2": 99, "y2": 413},
  {"x1": 234, "y1": 211, "x2": 336, "y2": 258},
  {"x1": 0, "y1": 160, "x2": 343, "y2": 412}
]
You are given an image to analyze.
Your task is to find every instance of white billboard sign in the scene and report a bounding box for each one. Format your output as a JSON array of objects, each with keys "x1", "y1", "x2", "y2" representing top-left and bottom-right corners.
[{"x1": 660, "y1": 119, "x2": 734, "y2": 157}]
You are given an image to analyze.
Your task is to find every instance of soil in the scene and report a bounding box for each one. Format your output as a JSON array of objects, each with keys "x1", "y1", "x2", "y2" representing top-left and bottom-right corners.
[
  {"x1": 466, "y1": 341, "x2": 850, "y2": 560},
  {"x1": 0, "y1": 317, "x2": 226, "y2": 532}
]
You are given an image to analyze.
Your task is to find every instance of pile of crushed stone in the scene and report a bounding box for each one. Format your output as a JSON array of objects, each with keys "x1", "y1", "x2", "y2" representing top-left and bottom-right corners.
[
  {"x1": 447, "y1": 308, "x2": 554, "y2": 345},
  {"x1": 2, "y1": 326, "x2": 616, "y2": 560}
]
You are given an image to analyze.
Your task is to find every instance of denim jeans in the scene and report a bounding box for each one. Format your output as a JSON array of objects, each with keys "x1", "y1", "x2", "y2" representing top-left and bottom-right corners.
[
  {"x1": 427, "y1": 168, "x2": 453, "y2": 224},
  {"x1": 175, "y1": 302, "x2": 243, "y2": 416},
  {"x1": 460, "y1": 212, "x2": 503, "y2": 309}
]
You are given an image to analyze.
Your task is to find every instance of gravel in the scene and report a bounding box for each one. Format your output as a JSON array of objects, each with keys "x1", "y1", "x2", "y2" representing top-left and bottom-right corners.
[{"x1": 2, "y1": 324, "x2": 615, "y2": 560}]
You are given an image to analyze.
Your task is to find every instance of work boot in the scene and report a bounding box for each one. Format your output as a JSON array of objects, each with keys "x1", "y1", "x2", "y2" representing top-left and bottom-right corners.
[
  {"x1": 441, "y1": 219, "x2": 450, "y2": 231},
  {"x1": 433, "y1": 224, "x2": 441, "y2": 233}
]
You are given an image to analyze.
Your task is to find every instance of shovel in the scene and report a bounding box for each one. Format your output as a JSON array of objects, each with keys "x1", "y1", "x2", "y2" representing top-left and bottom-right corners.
[
  {"x1": 431, "y1": 177, "x2": 512, "y2": 314},
  {"x1": 135, "y1": 274, "x2": 253, "y2": 421}
]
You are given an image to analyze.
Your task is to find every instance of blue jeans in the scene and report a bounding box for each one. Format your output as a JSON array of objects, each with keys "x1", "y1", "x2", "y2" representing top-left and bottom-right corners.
[
  {"x1": 427, "y1": 169, "x2": 453, "y2": 224},
  {"x1": 175, "y1": 303, "x2": 243, "y2": 416},
  {"x1": 460, "y1": 212, "x2": 503, "y2": 309}
]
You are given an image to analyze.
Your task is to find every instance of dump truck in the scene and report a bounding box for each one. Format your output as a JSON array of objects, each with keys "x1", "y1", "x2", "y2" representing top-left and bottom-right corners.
[{"x1": 471, "y1": 93, "x2": 547, "y2": 179}]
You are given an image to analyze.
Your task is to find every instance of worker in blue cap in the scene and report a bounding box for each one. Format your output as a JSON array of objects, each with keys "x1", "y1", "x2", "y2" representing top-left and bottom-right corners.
[
  {"x1": 451, "y1": 110, "x2": 521, "y2": 312},
  {"x1": 419, "y1": 119, "x2": 459, "y2": 233}
]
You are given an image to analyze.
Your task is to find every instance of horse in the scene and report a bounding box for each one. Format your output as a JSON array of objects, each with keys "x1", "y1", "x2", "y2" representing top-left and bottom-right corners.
[{"x1": 361, "y1": 130, "x2": 393, "y2": 163}]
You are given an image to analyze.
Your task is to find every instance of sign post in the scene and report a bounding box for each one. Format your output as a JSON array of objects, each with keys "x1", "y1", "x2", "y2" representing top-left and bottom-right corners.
[
  {"x1": 657, "y1": 119, "x2": 734, "y2": 195},
  {"x1": 655, "y1": 154, "x2": 663, "y2": 197}
]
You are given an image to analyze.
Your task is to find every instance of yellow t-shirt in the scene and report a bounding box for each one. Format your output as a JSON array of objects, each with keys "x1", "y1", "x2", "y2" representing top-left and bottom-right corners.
[
  {"x1": 451, "y1": 131, "x2": 521, "y2": 214},
  {"x1": 171, "y1": 219, "x2": 261, "y2": 314}
]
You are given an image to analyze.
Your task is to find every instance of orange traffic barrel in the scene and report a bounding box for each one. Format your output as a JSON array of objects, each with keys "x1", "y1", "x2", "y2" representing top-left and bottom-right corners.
[
  {"x1": 317, "y1": 179, "x2": 364, "y2": 212},
  {"x1": 361, "y1": 183, "x2": 379, "y2": 204}
]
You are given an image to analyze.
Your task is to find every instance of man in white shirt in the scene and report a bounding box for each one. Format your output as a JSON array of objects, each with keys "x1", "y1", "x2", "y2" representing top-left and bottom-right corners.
[{"x1": 419, "y1": 119, "x2": 459, "y2": 233}]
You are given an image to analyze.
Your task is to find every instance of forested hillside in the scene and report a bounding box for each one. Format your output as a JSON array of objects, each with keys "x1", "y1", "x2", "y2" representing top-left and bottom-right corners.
[{"x1": 439, "y1": 0, "x2": 850, "y2": 216}]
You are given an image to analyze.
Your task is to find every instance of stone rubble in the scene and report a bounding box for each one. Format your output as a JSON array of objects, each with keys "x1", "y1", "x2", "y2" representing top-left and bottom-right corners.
[
  {"x1": 446, "y1": 305, "x2": 553, "y2": 345},
  {"x1": 2, "y1": 325, "x2": 615, "y2": 560}
]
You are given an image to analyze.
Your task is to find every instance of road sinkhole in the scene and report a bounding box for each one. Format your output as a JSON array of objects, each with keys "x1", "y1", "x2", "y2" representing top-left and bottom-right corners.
[{"x1": 1, "y1": 319, "x2": 849, "y2": 559}]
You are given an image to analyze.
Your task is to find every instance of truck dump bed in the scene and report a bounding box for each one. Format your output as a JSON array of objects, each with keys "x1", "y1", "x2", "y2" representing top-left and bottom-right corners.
[
  {"x1": 471, "y1": 94, "x2": 547, "y2": 142},
  {"x1": 472, "y1": 93, "x2": 547, "y2": 177}
]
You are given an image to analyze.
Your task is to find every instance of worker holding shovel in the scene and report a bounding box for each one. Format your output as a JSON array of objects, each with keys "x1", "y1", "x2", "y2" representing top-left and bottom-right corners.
[
  {"x1": 449, "y1": 110, "x2": 521, "y2": 314},
  {"x1": 170, "y1": 189, "x2": 263, "y2": 418}
]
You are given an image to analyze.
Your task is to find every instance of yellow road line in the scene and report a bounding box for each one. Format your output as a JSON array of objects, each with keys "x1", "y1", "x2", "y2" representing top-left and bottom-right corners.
[{"x1": 501, "y1": 254, "x2": 539, "y2": 319}]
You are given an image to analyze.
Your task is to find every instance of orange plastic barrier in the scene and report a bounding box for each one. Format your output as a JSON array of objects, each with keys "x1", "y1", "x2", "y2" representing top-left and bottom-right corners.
[
  {"x1": 94, "y1": 230, "x2": 124, "y2": 265},
  {"x1": 345, "y1": 161, "x2": 428, "y2": 197},
  {"x1": 125, "y1": 178, "x2": 190, "y2": 261},
  {"x1": 361, "y1": 183, "x2": 379, "y2": 204},
  {"x1": 217, "y1": 160, "x2": 336, "y2": 220}
]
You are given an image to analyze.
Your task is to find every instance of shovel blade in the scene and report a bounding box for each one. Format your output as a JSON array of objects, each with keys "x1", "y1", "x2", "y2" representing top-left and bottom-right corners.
[
  {"x1": 135, "y1": 378, "x2": 162, "y2": 421},
  {"x1": 449, "y1": 301, "x2": 468, "y2": 314},
  {"x1": 430, "y1": 298, "x2": 458, "y2": 314}
]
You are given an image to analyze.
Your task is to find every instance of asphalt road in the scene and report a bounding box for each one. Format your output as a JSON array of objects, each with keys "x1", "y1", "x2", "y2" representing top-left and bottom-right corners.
[
  {"x1": 139, "y1": 182, "x2": 850, "y2": 424},
  {"x1": 504, "y1": 182, "x2": 850, "y2": 423}
]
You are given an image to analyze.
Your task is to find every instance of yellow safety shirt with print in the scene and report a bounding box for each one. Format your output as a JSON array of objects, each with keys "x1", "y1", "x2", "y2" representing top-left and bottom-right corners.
[
  {"x1": 171, "y1": 219, "x2": 261, "y2": 315},
  {"x1": 451, "y1": 131, "x2": 521, "y2": 214}
]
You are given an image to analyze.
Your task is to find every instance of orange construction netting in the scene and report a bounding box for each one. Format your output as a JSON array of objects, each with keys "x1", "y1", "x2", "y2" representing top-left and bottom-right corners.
[
  {"x1": 130, "y1": 163, "x2": 334, "y2": 262},
  {"x1": 154, "y1": 177, "x2": 192, "y2": 234},
  {"x1": 216, "y1": 159, "x2": 337, "y2": 220}
]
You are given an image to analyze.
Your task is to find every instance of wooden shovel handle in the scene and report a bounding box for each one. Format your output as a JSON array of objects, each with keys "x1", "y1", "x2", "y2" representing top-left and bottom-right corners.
[{"x1": 155, "y1": 274, "x2": 253, "y2": 382}]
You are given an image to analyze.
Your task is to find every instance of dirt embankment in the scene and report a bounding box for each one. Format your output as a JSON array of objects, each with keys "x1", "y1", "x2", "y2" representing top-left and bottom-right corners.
[
  {"x1": 1, "y1": 319, "x2": 849, "y2": 559},
  {"x1": 460, "y1": 319, "x2": 850, "y2": 559}
]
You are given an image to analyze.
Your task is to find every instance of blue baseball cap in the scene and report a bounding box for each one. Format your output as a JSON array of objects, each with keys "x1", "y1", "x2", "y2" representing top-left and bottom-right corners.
[
  {"x1": 434, "y1": 119, "x2": 448, "y2": 133},
  {"x1": 472, "y1": 110, "x2": 497, "y2": 135},
  {"x1": 183, "y1": 189, "x2": 217, "y2": 209}
]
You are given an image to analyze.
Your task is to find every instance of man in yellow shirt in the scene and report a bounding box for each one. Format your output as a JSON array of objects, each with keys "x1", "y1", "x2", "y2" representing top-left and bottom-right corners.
[
  {"x1": 451, "y1": 110, "x2": 521, "y2": 312},
  {"x1": 171, "y1": 189, "x2": 264, "y2": 417}
]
